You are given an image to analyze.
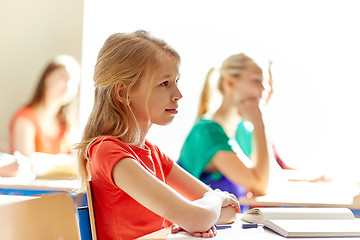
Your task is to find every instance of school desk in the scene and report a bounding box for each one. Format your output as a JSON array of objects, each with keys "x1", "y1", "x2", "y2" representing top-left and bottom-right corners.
[
  {"x1": 0, "y1": 177, "x2": 86, "y2": 207},
  {"x1": 238, "y1": 178, "x2": 360, "y2": 217},
  {"x1": 137, "y1": 214, "x2": 360, "y2": 240},
  {"x1": 0, "y1": 193, "x2": 80, "y2": 240}
]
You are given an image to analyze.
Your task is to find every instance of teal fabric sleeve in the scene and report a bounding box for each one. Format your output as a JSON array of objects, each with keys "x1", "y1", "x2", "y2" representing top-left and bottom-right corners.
[
  {"x1": 235, "y1": 121, "x2": 253, "y2": 157},
  {"x1": 178, "y1": 119, "x2": 233, "y2": 179}
]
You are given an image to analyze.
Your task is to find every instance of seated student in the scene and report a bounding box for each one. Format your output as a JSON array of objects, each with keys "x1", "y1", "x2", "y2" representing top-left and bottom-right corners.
[
  {"x1": 76, "y1": 30, "x2": 240, "y2": 240},
  {"x1": 178, "y1": 53, "x2": 270, "y2": 205},
  {"x1": 9, "y1": 55, "x2": 80, "y2": 157}
]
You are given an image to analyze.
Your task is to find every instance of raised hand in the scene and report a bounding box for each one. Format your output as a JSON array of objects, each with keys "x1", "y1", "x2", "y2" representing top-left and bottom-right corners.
[{"x1": 237, "y1": 98, "x2": 263, "y2": 126}]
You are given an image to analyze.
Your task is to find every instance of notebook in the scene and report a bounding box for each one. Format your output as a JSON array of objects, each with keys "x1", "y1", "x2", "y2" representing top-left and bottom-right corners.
[{"x1": 242, "y1": 207, "x2": 360, "y2": 237}]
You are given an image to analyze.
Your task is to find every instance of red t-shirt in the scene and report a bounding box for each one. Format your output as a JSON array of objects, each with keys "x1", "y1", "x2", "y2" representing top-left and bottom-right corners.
[
  {"x1": 88, "y1": 136, "x2": 174, "y2": 240},
  {"x1": 9, "y1": 106, "x2": 66, "y2": 154}
]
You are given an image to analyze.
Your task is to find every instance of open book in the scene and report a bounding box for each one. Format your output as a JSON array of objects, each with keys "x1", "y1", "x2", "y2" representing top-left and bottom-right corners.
[{"x1": 242, "y1": 207, "x2": 360, "y2": 237}]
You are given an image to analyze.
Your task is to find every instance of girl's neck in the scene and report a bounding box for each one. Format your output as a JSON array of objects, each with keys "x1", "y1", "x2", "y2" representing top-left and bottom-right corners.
[
  {"x1": 134, "y1": 121, "x2": 152, "y2": 149},
  {"x1": 35, "y1": 98, "x2": 62, "y2": 120},
  {"x1": 213, "y1": 101, "x2": 241, "y2": 138}
]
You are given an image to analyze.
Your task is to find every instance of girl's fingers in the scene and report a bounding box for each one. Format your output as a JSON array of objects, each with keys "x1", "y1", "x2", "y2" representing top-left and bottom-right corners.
[
  {"x1": 191, "y1": 232, "x2": 202, "y2": 237},
  {"x1": 190, "y1": 226, "x2": 217, "y2": 238},
  {"x1": 202, "y1": 227, "x2": 215, "y2": 238},
  {"x1": 224, "y1": 192, "x2": 241, "y2": 213},
  {"x1": 211, "y1": 225, "x2": 217, "y2": 236},
  {"x1": 171, "y1": 224, "x2": 180, "y2": 233},
  {"x1": 233, "y1": 202, "x2": 241, "y2": 213},
  {"x1": 229, "y1": 193, "x2": 237, "y2": 201}
]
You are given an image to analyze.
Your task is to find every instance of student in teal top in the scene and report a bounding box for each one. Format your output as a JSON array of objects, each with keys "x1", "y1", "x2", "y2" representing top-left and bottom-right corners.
[{"x1": 178, "y1": 53, "x2": 270, "y2": 208}]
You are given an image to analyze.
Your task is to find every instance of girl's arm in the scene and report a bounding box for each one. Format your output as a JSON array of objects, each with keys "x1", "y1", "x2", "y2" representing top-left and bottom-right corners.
[
  {"x1": 166, "y1": 163, "x2": 238, "y2": 224},
  {"x1": 112, "y1": 158, "x2": 239, "y2": 234},
  {"x1": 211, "y1": 150, "x2": 268, "y2": 196},
  {"x1": 211, "y1": 100, "x2": 269, "y2": 196},
  {"x1": 11, "y1": 117, "x2": 36, "y2": 156}
]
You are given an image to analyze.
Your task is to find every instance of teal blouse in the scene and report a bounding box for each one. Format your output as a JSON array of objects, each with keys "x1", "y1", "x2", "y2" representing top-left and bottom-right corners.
[{"x1": 178, "y1": 118, "x2": 253, "y2": 183}]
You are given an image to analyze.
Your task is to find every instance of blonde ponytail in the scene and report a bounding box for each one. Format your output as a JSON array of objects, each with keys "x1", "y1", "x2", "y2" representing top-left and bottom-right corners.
[{"x1": 196, "y1": 68, "x2": 216, "y2": 118}]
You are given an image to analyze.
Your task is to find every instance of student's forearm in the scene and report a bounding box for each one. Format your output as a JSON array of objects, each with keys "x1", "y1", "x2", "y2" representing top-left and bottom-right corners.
[
  {"x1": 177, "y1": 190, "x2": 224, "y2": 233},
  {"x1": 166, "y1": 163, "x2": 212, "y2": 201},
  {"x1": 252, "y1": 122, "x2": 270, "y2": 195}
]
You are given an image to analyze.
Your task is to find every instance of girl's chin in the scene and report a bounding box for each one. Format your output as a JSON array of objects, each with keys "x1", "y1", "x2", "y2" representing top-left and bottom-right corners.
[{"x1": 155, "y1": 117, "x2": 175, "y2": 126}]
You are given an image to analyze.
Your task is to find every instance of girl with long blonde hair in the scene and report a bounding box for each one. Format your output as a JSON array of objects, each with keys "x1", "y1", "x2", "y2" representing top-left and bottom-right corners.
[{"x1": 76, "y1": 31, "x2": 240, "y2": 240}]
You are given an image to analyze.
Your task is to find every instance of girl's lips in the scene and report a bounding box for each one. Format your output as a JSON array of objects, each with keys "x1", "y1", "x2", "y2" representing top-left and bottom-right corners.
[{"x1": 166, "y1": 109, "x2": 178, "y2": 114}]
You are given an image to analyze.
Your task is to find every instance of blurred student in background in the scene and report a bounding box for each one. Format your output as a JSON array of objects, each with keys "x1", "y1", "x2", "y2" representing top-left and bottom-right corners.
[
  {"x1": 9, "y1": 55, "x2": 80, "y2": 178},
  {"x1": 178, "y1": 53, "x2": 270, "y2": 207}
]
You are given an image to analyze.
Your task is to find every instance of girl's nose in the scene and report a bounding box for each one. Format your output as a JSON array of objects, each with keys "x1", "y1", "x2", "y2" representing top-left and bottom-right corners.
[{"x1": 173, "y1": 87, "x2": 182, "y2": 101}]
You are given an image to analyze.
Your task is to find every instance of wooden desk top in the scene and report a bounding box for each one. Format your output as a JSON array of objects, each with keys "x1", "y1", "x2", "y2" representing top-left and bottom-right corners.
[
  {"x1": 138, "y1": 179, "x2": 360, "y2": 239},
  {"x1": 138, "y1": 214, "x2": 360, "y2": 240},
  {"x1": 0, "y1": 177, "x2": 81, "y2": 191},
  {"x1": 0, "y1": 194, "x2": 37, "y2": 205}
]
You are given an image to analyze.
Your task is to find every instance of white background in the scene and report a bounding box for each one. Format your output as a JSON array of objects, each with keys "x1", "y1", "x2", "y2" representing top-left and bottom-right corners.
[{"x1": 80, "y1": 0, "x2": 360, "y2": 179}]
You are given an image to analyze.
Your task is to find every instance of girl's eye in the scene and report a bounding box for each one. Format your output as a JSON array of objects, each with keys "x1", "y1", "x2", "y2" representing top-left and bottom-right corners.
[
  {"x1": 161, "y1": 81, "x2": 169, "y2": 87},
  {"x1": 175, "y1": 78, "x2": 180, "y2": 85}
]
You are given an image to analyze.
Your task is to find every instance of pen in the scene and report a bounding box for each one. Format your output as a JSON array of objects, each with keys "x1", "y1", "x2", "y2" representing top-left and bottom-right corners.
[
  {"x1": 215, "y1": 223, "x2": 259, "y2": 229},
  {"x1": 242, "y1": 223, "x2": 259, "y2": 229},
  {"x1": 215, "y1": 225, "x2": 232, "y2": 230}
]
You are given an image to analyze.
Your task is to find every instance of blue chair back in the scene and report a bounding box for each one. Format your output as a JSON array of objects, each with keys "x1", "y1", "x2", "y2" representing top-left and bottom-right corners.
[{"x1": 77, "y1": 206, "x2": 92, "y2": 240}]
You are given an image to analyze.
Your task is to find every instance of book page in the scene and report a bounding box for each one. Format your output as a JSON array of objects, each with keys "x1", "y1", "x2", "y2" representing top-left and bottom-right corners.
[
  {"x1": 243, "y1": 207, "x2": 354, "y2": 222},
  {"x1": 269, "y1": 219, "x2": 360, "y2": 237}
]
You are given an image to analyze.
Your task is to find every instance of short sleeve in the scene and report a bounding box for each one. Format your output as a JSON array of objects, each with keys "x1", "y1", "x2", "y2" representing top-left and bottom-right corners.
[
  {"x1": 178, "y1": 119, "x2": 233, "y2": 178},
  {"x1": 151, "y1": 143, "x2": 174, "y2": 178},
  {"x1": 89, "y1": 137, "x2": 135, "y2": 187}
]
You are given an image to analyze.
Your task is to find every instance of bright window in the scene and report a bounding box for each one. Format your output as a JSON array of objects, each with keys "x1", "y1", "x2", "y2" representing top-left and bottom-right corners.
[{"x1": 81, "y1": 0, "x2": 360, "y2": 179}]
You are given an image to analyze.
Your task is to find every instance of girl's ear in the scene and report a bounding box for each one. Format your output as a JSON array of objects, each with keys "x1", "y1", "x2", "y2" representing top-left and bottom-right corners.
[
  {"x1": 223, "y1": 75, "x2": 235, "y2": 91},
  {"x1": 115, "y1": 82, "x2": 128, "y2": 104}
]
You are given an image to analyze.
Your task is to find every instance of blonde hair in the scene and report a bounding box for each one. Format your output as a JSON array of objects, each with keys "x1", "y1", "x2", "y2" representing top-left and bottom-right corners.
[
  {"x1": 76, "y1": 30, "x2": 180, "y2": 189},
  {"x1": 196, "y1": 53, "x2": 255, "y2": 118}
]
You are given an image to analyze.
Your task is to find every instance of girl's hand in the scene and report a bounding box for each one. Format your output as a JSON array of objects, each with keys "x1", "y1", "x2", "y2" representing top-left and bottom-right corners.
[
  {"x1": 171, "y1": 224, "x2": 217, "y2": 238},
  {"x1": 191, "y1": 225, "x2": 217, "y2": 238},
  {"x1": 237, "y1": 98, "x2": 263, "y2": 126},
  {"x1": 0, "y1": 160, "x2": 19, "y2": 177},
  {"x1": 214, "y1": 189, "x2": 241, "y2": 213}
]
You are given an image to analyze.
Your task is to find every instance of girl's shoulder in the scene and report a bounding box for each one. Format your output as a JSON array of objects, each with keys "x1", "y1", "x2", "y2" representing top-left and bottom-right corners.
[
  {"x1": 195, "y1": 117, "x2": 219, "y2": 127},
  {"x1": 193, "y1": 118, "x2": 224, "y2": 134},
  {"x1": 90, "y1": 136, "x2": 129, "y2": 149},
  {"x1": 9, "y1": 106, "x2": 38, "y2": 131},
  {"x1": 144, "y1": 139, "x2": 163, "y2": 155},
  {"x1": 89, "y1": 136, "x2": 150, "y2": 157},
  {"x1": 12, "y1": 106, "x2": 36, "y2": 121},
  {"x1": 87, "y1": 136, "x2": 140, "y2": 166}
]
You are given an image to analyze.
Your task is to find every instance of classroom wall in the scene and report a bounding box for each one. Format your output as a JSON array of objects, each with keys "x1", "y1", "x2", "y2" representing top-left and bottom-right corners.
[
  {"x1": 0, "y1": 0, "x2": 84, "y2": 151},
  {"x1": 81, "y1": 0, "x2": 360, "y2": 178}
]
